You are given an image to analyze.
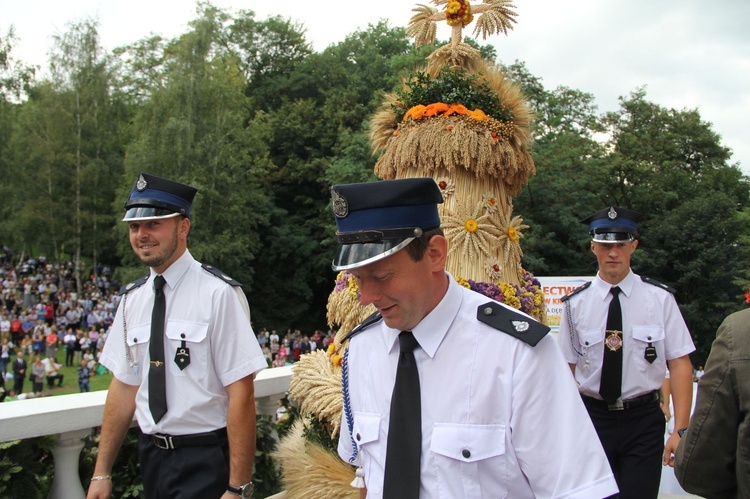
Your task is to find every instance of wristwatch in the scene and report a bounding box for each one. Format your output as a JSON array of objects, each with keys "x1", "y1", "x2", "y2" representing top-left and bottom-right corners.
[
  {"x1": 677, "y1": 427, "x2": 688, "y2": 438},
  {"x1": 227, "y1": 482, "x2": 254, "y2": 498}
]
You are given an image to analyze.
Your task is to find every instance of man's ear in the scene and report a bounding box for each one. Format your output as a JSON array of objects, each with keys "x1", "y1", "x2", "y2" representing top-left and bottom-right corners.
[
  {"x1": 179, "y1": 217, "x2": 191, "y2": 238},
  {"x1": 427, "y1": 235, "x2": 448, "y2": 272}
]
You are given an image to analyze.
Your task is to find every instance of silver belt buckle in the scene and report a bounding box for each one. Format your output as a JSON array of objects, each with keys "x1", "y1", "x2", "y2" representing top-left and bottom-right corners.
[
  {"x1": 607, "y1": 399, "x2": 624, "y2": 411},
  {"x1": 153, "y1": 434, "x2": 173, "y2": 449}
]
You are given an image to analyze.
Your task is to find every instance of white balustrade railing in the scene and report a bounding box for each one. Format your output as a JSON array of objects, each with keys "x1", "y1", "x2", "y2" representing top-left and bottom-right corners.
[{"x1": 0, "y1": 365, "x2": 293, "y2": 499}]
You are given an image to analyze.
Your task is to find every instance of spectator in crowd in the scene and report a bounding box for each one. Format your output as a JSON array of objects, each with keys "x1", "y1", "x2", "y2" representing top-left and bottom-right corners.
[
  {"x1": 88, "y1": 326, "x2": 100, "y2": 355},
  {"x1": 0, "y1": 336, "x2": 12, "y2": 375},
  {"x1": 9, "y1": 315, "x2": 22, "y2": 345},
  {"x1": 44, "y1": 356, "x2": 64, "y2": 388},
  {"x1": 278, "y1": 341, "x2": 288, "y2": 361},
  {"x1": 12, "y1": 350, "x2": 26, "y2": 396},
  {"x1": 32, "y1": 322, "x2": 45, "y2": 354},
  {"x1": 272, "y1": 354, "x2": 287, "y2": 368},
  {"x1": 270, "y1": 338, "x2": 279, "y2": 361},
  {"x1": 78, "y1": 359, "x2": 93, "y2": 393},
  {"x1": 45, "y1": 327, "x2": 59, "y2": 360},
  {"x1": 31, "y1": 356, "x2": 45, "y2": 394},
  {"x1": 0, "y1": 314, "x2": 9, "y2": 337},
  {"x1": 21, "y1": 313, "x2": 34, "y2": 339},
  {"x1": 83, "y1": 348, "x2": 96, "y2": 370},
  {"x1": 63, "y1": 328, "x2": 77, "y2": 367},
  {"x1": 79, "y1": 331, "x2": 91, "y2": 354},
  {"x1": 45, "y1": 302, "x2": 55, "y2": 326}
]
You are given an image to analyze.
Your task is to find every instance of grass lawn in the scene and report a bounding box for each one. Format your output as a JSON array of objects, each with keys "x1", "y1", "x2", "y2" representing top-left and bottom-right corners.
[{"x1": 5, "y1": 353, "x2": 113, "y2": 399}]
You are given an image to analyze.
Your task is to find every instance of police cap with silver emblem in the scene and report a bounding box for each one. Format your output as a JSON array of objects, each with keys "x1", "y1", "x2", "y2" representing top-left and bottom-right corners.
[
  {"x1": 580, "y1": 206, "x2": 641, "y2": 243},
  {"x1": 122, "y1": 172, "x2": 198, "y2": 222},
  {"x1": 330, "y1": 178, "x2": 443, "y2": 271}
]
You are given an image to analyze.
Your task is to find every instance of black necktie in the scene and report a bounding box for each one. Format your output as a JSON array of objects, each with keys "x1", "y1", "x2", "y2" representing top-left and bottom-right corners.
[
  {"x1": 600, "y1": 286, "x2": 623, "y2": 404},
  {"x1": 149, "y1": 275, "x2": 167, "y2": 423},
  {"x1": 383, "y1": 331, "x2": 421, "y2": 499}
]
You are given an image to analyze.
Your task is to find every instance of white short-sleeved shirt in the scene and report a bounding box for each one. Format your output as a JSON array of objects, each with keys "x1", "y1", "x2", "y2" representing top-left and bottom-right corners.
[
  {"x1": 100, "y1": 250, "x2": 267, "y2": 435},
  {"x1": 338, "y1": 275, "x2": 618, "y2": 499},
  {"x1": 559, "y1": 270, "x2": 695, "y2": 400}
]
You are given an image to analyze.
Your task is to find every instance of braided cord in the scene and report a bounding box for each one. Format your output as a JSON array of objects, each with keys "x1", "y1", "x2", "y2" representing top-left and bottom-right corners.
[
  {"x1": 121, "y1": 293, "x2": 136, "y2": 367},
  {"x1": 342, "y1": 346, "x2": 359, "y2": 463},
  {"x1": 566, "y1": 300, "x2": 584, "y2": 356}
]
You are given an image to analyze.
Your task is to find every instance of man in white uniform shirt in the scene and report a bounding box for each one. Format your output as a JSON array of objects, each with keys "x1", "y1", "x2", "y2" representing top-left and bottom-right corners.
[
  {"x1": 559, "y1": 206, "x2": 695, "y2": 499},
  {"x1": 334, "y1": 178, "x2": 617, "y2": 499},
  {"x1": 88, "y1": 173, "x2": 265, "y2": 499}
]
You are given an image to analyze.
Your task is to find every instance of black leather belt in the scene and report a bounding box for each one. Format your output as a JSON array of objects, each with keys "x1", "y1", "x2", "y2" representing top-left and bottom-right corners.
[
  {"x1": 148, "y1": 427, "x2": 227, "y2": 450},
  {"x1": 582, "y1": 390, "x2": 660, "y2": 411}
]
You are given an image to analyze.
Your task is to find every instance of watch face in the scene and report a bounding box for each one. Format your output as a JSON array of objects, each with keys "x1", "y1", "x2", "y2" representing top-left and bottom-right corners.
[{"x1": 241, "y1": 483, "x2": 254, "y2": 498}]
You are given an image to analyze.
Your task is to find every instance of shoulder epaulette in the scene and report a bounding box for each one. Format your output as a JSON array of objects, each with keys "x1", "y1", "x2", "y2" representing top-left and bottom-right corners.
[
  {"x1": 119, "y1": 275, "x2": 149, "y2": 295},
  {"x1": 202, "y1": 264, "x2": 242, "y2": 286},
  {"x1": 641, "y1": 276, "x2": 676, "y2": 294},
  {"x1": 343, "y1": 311, "x2": 383, "y2": 343},
  {"x1": 477, "y1": 302, "x2": 549, "y2": 347},
  {"x1": 560, "y1": 281, "x2": 592, "y2": 303}
]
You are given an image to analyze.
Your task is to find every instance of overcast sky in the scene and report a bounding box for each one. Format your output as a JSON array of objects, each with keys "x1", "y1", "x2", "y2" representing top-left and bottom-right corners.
[{"x1": 3, "y1": 0, "x2": 749, "y2": 174}]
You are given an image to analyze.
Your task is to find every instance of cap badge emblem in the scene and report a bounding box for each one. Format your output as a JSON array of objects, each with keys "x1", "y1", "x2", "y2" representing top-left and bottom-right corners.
[
  {"x1": 607, "y1": 207, "x2": 618, "y2": 220},
  {"x1": 136, "y1": 174, "x2": 148, "y2": 191},
  {"x1": 512, "y1": 320, "x2": 529, "y2": 333},
  {"x1": 331, "y1": 188, "x2": 348, "y2": 218}
]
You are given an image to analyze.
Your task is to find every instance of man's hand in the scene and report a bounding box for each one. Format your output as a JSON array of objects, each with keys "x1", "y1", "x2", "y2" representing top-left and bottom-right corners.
[
  {"x1": 663, "y1": 432, "x2": 680, "y2": 467},
  {"x1": 86, "y1": 478, "x2": 112, "y2": 499}
]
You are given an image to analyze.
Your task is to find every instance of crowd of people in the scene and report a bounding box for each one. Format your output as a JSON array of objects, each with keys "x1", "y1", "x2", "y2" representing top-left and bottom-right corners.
[
  {"x1": 255, "y1": 327, "x2": 334, "y2": 367},
  {"x1": 0, "y1": 253, "x2": 119, "y2": 400}
]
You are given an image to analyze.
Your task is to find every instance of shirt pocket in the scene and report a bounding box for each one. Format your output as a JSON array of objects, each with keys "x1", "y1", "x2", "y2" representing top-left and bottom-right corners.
[
  {"x1": 578, "y1": 329, "x2": 605, "y2": 365},
  {"x1": 431, "y1": 423, "x2": 507, "y2": 499},
  {"x1": 126, "y1": 324, "x2": 151, "y2": 378},
  {"x1": 352, "y1": 412, "x2": 384, "y2": 495},
  {"x1": 632, "y1": 325, "x2": 665, "y2": 366},
  {"x1": 165, "y1": 320, "x2": 209, "y2": 379}
]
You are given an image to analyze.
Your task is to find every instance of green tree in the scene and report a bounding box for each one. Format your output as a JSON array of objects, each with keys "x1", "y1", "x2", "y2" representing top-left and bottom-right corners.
[
  {"x1": 3, "y1": 18, "x2": 123, "y2": 288},
  {"x1": 508, "y1": 61, "x2": 607, "y2": 276},
  {"x1": 246, "y1": 22, "x2": 419, "y2": 329}
]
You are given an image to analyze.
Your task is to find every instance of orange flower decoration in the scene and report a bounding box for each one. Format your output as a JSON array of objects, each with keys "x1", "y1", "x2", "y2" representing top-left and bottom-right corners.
[
  {"x1": 405, "y1": 104, "x2": 427, "y2": 120},
  {"x1": 469, "y1": 108, "x2": 489, "y2": 122},
  {"x1": 448, "y1": 103, "x2": 469, "y2": 115},
  {"x1": 424, "y1": 102, "x2": 450, "y2": 117}
]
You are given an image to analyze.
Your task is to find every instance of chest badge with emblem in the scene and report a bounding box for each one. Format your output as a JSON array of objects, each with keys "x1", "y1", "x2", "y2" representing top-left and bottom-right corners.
[
  {"x1": 174, "y1": 336, "x2": 190, "y2": 370},
  {"x1": 604, "y1": 330, "x2": 623, "y2": 351}
]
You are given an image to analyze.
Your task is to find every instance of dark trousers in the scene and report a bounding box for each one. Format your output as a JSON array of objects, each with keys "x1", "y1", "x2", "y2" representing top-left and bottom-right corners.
[
  {"x1": 13, "y1": 376, "x2": 24, "y2": 395},
  {"x1": 587, "y1": 399, "x2": 665, "y2": 499},
  {"x1": 65, "y1": 348, "x2": 75, "y2": 366},
  {"x1": 138, "y1": 430, "x2": 230, "y2": 499},
  {"x1": 46, "y1": 374, "x2": 63, "y2": 388}
]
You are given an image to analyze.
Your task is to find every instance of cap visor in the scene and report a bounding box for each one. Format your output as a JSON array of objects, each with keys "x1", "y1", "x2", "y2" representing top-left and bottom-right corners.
[
  {"x1": 592, "y1": 232, "x2": 635, "y2": 243},
  {"x1": 122, "y1": 207, "x2": 181, "y2": 222},
  {"x1": 332, "y1": 238, "x2": 414, "y2": 271}
]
